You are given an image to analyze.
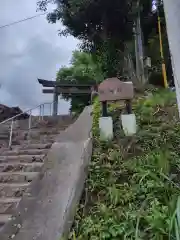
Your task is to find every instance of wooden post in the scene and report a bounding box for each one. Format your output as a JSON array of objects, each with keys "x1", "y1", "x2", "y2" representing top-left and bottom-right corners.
[
  {"x1": 102, "y1": 101, "x2": 108, "y2": 117},
  {"x1": 53, "y1": 87, "x2": 58, "y2": 116},
  {"x1": 125, "y1": 100, "x2": 132, "y2": 114}
]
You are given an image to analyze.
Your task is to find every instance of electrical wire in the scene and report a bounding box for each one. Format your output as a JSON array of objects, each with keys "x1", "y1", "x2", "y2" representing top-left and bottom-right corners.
[{"x1": 0, "y1": 12, "x2": 48, "y2": 30}]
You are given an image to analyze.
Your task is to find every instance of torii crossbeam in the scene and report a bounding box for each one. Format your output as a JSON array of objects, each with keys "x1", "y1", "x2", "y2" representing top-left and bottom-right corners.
[{"x1": 38, "y1": 79, "x2": 96, "y2": 115}]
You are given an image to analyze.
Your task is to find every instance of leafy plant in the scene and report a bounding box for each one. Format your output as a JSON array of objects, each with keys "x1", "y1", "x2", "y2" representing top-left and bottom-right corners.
[
  {"x1": 69, "y1": 89, "x2": 180, "y2": 239},
  {"x1": 56, "y1": 51, "x2": 104, "y2": 113}
]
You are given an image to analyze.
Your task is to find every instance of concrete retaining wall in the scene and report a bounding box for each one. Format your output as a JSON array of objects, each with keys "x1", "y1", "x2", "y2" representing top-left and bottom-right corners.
[{"x1": 0, "y1": 106, "x2": 93, "y2": 240}]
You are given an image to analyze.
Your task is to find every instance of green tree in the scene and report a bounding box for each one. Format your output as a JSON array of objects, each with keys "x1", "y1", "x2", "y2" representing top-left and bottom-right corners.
[
  {"x1": 37, "y1": 0, "x2": 138, "y2": 77},
  {"x1": 38, "y1": 0, "x2": 173, "y2": 86},
  {"x1": 57, "y1": 51, "x2": 104, "y2": 113}
]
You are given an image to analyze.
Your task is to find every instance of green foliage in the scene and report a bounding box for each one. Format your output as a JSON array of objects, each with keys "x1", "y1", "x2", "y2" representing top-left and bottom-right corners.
[
  {"x1": 57, "y1": 51, "x2": 104, "y2": 84},
  {"x1": 38, "y1": 0, "x2": 173, "y2": 84},
  {"x1": 56, "y1": 51, "x2": 104, "y2": 113},
  {"x1": 69, "y1": 89, "x2": 180, "y2": 239},
  {"x1": 37, "y1": 0, "x2": 141, "y2": 77},
  {"x1": 38, "y1": 0, "x2": 136, "y2": 42}
]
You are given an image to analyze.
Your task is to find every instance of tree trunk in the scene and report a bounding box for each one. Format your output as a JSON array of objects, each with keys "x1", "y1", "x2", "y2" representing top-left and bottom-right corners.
[
  {"x1": 137, "y1": 11, "x2": 145, "y2": 84},
  {"x1": 163, "y1": 0, "x2": 180, "y2": 116}
]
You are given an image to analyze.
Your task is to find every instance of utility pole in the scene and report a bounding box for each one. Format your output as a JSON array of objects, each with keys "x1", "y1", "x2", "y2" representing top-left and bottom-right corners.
[{"x1": 163, "y1": 0, "x2": 180, "y2": 116}]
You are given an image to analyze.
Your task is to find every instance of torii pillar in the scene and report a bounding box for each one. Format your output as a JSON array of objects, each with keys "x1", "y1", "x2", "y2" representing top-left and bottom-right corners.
[
  {"x1": 38, "y1": 78, "x2": 59, "y2": 116},
  {"x1": 38, "y1": 78, "x2": 96, "y2": 116}
]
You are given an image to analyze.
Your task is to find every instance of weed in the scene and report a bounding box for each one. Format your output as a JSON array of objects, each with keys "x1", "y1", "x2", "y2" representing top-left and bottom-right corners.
[{"x1": 69, "y1": 89, "x2": 180, "y2": 239}]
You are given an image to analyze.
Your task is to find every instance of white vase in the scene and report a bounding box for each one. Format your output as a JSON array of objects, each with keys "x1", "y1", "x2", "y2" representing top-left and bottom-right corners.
[
  {"x1": 121, "y1": 114, "x2": 137, "y2": 136},
  {"x1": 99, "y1": 117, "x2": 113, "y2": 140}
]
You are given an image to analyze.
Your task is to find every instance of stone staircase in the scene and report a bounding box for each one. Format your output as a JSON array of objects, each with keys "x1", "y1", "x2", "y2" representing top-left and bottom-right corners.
[{"x1": 0, "y1": 115, "x2": 74, "y2": 230}]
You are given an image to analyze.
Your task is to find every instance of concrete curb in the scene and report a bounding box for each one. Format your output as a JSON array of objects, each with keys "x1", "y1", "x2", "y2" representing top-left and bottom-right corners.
[{"x1": 0, "y1": 106, "x2": 93, "y2": 240}]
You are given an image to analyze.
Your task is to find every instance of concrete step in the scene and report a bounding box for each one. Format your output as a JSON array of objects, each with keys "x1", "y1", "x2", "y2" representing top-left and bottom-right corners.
[
  {"x1": 0, "y1": 197, "x2": 21, "y2": 203},
  {"x1": 19, "y1": 143, "x2": 52, "y2": 150},
  {"x1": 0, "y1": 115, "x2": 73, "y2": 128},
  {"x1": 0, "y1": 162, "x2": 43, "y2": 172},
  {"x1": 33, "y1": 134, "x2": 58, "y2": 140},
  {"x1": 0, "y1": 171, "x2": 39, "y2": 183},
  {"x1": 0, "y1": 136, "x2": 54, "y2": 150},
  {"x1": 0, "y1": 214, "x2": 12, "y2": 224},
  {"x1": 0, "y1": 197, "x2": 21, "y2": 214},
  {"x1": 10, "y1": 136, "x2": 56, "y2": 144},
  {"x1": 19, "y1": 139, "x2": 55, "y2": 145},
  {"x1": 1, "y1": 148, "x2": 48, "y2": 156},
  {"x1": 10, "y1": 132, "x2": 58, "y2": 141},
  {"x1": 0, "y1": 182, "x2": 29, "y2": 188},
  {"x1": 0, "y1": 143, "x2": 52, "y2": 152},
  {"x1": 0, "y1": 155, "x2": 45, "y2": 163},
  {"x1": 13, "y1": 128, "x2": 60, "y2": 134},
  {"x1": 0, "y1": 182, "x2": 29, "y2": 198},
  {"x1": 11, "y1": 134, "x2": 57, "y2": 144},
  {"x1": 11, "y1": 132, "x2": 58, "y2": 140},
  {"x1": 0, "y1": 134, "x2": 9, "y2": 140}
]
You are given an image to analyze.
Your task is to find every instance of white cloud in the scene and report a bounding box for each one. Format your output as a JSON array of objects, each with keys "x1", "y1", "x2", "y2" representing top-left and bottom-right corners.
[{"x1": 0, "y1": 0, "x2": 79, "y2": 114}]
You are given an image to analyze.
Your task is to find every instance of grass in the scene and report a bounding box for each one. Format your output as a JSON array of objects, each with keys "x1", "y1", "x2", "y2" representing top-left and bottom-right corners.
[{"x1": 69, "y1": 88, "x2": 180, "y2": 240}]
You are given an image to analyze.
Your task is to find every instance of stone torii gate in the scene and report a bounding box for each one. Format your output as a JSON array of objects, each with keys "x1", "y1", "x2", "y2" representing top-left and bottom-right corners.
[{"x1": 38, "y1": 79, "x2": 96, "y2": 116}]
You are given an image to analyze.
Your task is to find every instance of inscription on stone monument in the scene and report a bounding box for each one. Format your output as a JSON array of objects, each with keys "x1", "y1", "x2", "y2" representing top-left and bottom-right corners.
[{"x1": 98, "y1": 78, "x2": 134, "y2": 102}]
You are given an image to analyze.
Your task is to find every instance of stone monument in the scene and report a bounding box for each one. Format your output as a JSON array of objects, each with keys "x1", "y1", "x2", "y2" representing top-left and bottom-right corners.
[{"x1": 98, "y1": 78, "x2": 136, "y2": 139}]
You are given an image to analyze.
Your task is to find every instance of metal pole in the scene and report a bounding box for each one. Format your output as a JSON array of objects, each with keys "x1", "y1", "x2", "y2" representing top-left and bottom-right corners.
[
  {"x1": 157, "y1": 8, "x2": 168, "y2": 88},
  {"x1": 9, "y1": 119, "x2": 14, "y2": 148},
  {"x1": 28, "y1": 110, "x2": 32, "y2": 140},
  {"x1": 39, "y1": 105, "x2": 41, "y2": 121},
  {"x1": 50, "y1": 103, "x2": 52, "y2": 116},
  {"x1": 42, "y1": 104, "x2": 44, "y2": 120}
]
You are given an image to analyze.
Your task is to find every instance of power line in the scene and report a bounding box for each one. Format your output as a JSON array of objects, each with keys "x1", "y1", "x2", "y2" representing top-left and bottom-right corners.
[{"x1": 0, "y1": 12, "x2": 48, "y2": 30}]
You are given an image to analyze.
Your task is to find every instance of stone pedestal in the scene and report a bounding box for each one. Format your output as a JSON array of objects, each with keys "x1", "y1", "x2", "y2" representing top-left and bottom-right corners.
[
  {"x1": 99, "y1": 116, "x2": 113, "y2": 140},
  {"x1": 121, "y1": 114, "x2": 137, "y2": 136}
]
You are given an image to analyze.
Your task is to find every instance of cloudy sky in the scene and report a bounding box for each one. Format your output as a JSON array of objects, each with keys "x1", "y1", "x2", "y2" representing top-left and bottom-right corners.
[{"x1": 0, "y1": 0, "x2": 79, "y2": 115}]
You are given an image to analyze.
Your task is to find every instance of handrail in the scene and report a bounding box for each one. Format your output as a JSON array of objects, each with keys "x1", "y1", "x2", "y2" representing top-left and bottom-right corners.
[
  {"x1": 0, "y1": 102, "x2": 53, "y2": 125},
  {"x1": 0, "y1": 101, "x2": 55, "y2": 148}
]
